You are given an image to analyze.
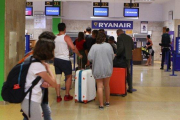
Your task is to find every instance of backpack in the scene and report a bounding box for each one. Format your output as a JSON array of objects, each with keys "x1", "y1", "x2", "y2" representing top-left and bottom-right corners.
[{"x1": 1, "y1": 57, "x2": 41, "y2": 103}]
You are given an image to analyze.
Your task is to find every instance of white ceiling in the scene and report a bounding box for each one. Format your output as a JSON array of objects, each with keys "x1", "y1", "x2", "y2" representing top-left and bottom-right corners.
[{"x1": 28, "y1": 0, "x2": 171, "y2": 4}]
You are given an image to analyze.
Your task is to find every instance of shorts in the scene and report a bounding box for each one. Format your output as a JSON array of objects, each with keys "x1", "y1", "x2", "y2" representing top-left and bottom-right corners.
[
  {"x1": 21, "y1": 99, "x2": 43, "y2": 120},
  {"x1": 54, "y1": 58, "x2": 72, "y2": 76},
  {"x1": 148, "y1": 49, "x2": 153, "y2": 54}
]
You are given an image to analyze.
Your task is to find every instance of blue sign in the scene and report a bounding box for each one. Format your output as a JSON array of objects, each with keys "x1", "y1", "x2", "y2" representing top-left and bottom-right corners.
[
  {"x1": 176, "y1": 37, "x2": 180, "y2": 55},
  {"x1": 25, "y1": 35, "x2": 30, "y2": 54},
  {"x1": 174, "y1": 37, "x2": 180, "y2": 71},
  {"x1": 93, "y1": 7, "x2": 108, "y2": 17},
  {"x1": 124, "y1": 8, "x2": 139, "y2": 17},
  {"x1": 45, "y1": 6, "x2": 60, "y2": 16},
  {"x1": 92, "y1": 21, "x2": 133, "y2": 29}
]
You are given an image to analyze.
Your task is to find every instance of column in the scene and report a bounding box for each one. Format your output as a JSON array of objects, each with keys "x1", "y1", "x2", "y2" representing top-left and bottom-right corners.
[{"x1": 0, "y1": 0, "x2": 26, "y2": 101}]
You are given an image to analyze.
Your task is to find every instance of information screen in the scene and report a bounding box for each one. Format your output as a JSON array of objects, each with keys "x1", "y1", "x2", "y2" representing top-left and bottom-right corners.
[
  {"x1": 45, "y1": 6, "x2": 60, "y2": 16},
  {"x1": 26, "y1": 7, "x2": 33, "y2": 16},
  {"x1": 124, "y1": 8, "x2": 139, "y2": 17},
  {"x1": 93, "y1": 7, "x2": 109, "y2": 17}
]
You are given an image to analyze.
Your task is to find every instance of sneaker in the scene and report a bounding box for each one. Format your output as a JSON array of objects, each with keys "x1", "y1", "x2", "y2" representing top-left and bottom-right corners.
[
  {"x1": 57, "y1": 96, "x2": 62, "y2": 103},
  {"x1": 99, "y1": 106, "x2": 104, "y2": 110},
  {"x1": 105, "y1": 102, "x2": 110, "y2": 107},
  {"x1": 64, "y1": 94, "x2": 73, "y2": 101},
  {"x1": 160, "y1": 67, "x2": 164, "y2": 70}
]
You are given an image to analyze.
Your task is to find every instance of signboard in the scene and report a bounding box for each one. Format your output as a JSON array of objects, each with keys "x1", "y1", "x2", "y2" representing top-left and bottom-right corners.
[
  {"x1": 26, "y1": 2, "x2": 33, "y2": 6},
  {"x1": 126, "y1": 30, "x2": 133, "y2": 34},
  {"x1": 141, "y1": 21, "x2": 148, "y2": 33},
  {"x1": 176, "y1": 37, "x2": 180, "y2": 55},
  {"x1": 93, "y1": 2, "x2": 108, "y2": 6},
  {"x1": 124, "y1": 3, "x2": 139, "y2": 7},
  {"x1": 92, "y1": 21, "x2": 133, "y2": 29},
  {"x1": 45, "y1": 1, "x2": 60, "y2": 6}
]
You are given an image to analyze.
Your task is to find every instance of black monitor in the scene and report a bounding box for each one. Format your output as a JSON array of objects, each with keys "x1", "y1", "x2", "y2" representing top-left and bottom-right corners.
[
  {"x1": 93, "y1": 7, "x2": 109, "y2": 17},
  {"x1": 124, "y1": 8, "x2": 139, "y2": 17},
  {"x1": 45, "y1": 6, "x2": 60, "y2": 16}
]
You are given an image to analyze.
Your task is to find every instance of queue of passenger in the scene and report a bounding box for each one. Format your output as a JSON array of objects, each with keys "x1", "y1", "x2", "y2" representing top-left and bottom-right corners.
[{"x1": 14, "y1": 23, "x2": 135, "y2": 119}]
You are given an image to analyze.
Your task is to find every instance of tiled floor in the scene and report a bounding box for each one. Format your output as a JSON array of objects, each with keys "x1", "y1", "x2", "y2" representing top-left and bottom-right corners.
[{"x1": 1, "y1": 62, "x2": 180, "y2": 120}]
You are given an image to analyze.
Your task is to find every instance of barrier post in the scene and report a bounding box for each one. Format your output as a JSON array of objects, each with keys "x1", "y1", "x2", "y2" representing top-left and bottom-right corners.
[
  {"x1": 73, "y1": 53, "x2": 76, "y2": 71},
  {"x1": 131, "y1": 59, "x2": 137, "y2": 92},
  {"x1": 170, "y1": 50, "x2": 177, "y2": 76}
]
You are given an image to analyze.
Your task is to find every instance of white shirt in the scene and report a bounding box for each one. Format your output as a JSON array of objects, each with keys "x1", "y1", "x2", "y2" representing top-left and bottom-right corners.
[
  {"x1": 54, "y1": 35, "x2": 70, "y2": 61},
  {"x1": 25, "y1": 62, "x2": 46, "y2": 103}
]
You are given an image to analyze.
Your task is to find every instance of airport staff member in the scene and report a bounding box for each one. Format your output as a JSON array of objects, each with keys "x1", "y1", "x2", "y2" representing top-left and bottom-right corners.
[{"x1": 116, "y1": 29, "x2": 134, "y2": 93}]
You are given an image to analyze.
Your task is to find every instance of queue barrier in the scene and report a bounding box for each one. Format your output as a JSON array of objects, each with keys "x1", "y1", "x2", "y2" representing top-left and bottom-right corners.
[{"x1": 170, "y1": 50, "x2": 177, "y2": 76}]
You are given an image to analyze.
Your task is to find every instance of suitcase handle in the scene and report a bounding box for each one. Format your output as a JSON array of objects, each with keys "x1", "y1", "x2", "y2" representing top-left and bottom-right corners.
[{"x1": 79, "y1": 58, "x2": 91, "y2": 70}]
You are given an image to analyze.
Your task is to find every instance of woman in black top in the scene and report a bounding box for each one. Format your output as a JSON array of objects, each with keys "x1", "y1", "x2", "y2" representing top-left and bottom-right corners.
[{"x1": 145, "y1": 35, "x2": 153, "y2": 66}]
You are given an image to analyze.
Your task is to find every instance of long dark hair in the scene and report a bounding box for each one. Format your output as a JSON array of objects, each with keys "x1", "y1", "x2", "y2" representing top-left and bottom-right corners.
[{"x1": 78, "y1": 32, "x2": 84, "y2": 41}]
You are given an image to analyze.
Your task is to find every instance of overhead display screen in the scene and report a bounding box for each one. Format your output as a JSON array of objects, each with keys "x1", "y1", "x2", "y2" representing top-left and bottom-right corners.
[
  {"x1": 93, "y1": 7, "x2": 109, "y2": 17},
  {"x1": 45, "y1": 6, "x2": 60, "y2": 16},
  {"x1": 26, "y1": 7, "x2": 33, "y2": 16},
  {"x1": 124, "y1": 8, "x2": 139, "y2": 17}
]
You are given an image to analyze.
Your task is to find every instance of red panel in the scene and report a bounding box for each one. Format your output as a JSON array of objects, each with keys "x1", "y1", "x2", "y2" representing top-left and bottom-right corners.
[{"x1": 110, "y1": 68, "x2": 126, "y2": 95}]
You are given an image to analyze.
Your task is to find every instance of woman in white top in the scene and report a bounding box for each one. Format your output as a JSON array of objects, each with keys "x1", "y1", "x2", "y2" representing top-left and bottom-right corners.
[{"x1": 21, "y1": 32, "x2": 57, "y2": 120}]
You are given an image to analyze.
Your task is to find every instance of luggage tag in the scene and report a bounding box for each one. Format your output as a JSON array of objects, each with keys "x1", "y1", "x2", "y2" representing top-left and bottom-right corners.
[{"x1": 13, "y1": 84, "x2": 20, "y2": 89}]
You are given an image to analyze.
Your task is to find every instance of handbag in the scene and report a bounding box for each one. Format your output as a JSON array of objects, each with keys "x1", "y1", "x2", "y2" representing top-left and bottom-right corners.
[
  {"x1": 113, "y1": 56, "x2": 127, "y2": 68},
  {"x1": 113, "y1": 37, "x2": 127, "y2": 68}
]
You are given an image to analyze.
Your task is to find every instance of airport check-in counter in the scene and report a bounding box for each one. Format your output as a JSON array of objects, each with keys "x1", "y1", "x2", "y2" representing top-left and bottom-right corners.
[{"x1": 133, "y1": 34, "x2": 154, "y2": 65}]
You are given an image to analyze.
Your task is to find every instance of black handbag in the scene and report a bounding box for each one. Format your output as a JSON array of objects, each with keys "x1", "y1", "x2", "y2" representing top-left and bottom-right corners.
[
  {"x1": 113, "y1": 56, "x2": 127, "y2": 68},
  {"x1": 113, "y1": 37, "x2": 127, "y2": 68}
]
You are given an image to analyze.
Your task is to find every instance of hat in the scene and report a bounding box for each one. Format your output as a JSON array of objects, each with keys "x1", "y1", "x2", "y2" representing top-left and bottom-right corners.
[{"x1": 109, "y1": 36, "x2": 115, "y2": 41}]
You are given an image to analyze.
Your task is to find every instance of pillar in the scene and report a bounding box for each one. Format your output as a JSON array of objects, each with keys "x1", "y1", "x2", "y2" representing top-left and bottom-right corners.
[{"x1": 0, "y1": 0, "x2": 26, "y2": 101}]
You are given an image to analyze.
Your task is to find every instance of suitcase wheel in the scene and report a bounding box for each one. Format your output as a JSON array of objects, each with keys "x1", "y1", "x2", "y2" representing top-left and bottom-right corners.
[
  {"x1": 75, "y1": 99, "x2": 78, "y2": 103},
  {"x1": 122, "y1": 95, "x2": 126, "y2": 97},
  {"x1": 83, "y1": 100, "x2": 88, "y2": 104}
]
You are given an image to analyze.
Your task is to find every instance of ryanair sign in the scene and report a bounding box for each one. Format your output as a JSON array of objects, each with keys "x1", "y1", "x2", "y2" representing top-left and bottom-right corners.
[{"x1": 92, "y1": 21, "x2": 133, "y2": 29}]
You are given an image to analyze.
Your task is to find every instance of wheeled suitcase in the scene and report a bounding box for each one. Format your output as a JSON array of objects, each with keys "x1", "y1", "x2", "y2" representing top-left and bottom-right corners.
[
  {"x1": 75, "y1": 69, "x2": 96, "y2": 103},
  {"x1": 110, "y1": 68, "x2": 127, "y2": 97}
]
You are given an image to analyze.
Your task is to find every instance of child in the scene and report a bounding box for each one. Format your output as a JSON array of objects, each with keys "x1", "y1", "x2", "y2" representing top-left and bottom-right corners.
[{"x1": 21, "y1": 31, "x2": 57, "y2": 120}]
